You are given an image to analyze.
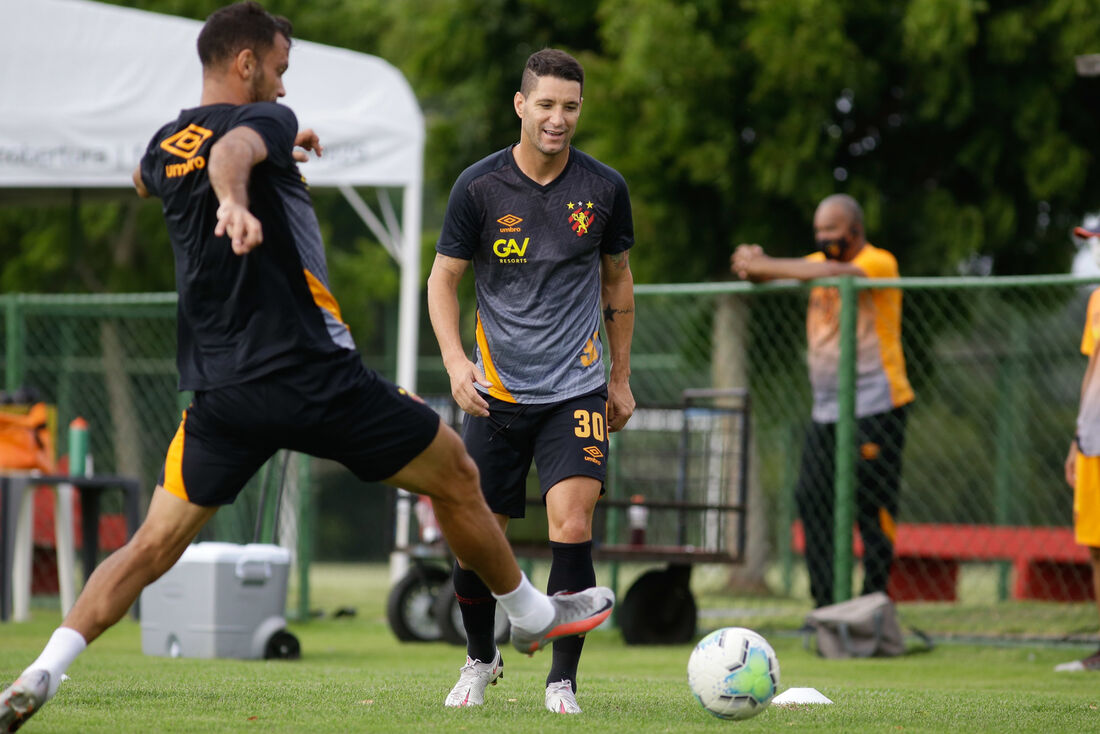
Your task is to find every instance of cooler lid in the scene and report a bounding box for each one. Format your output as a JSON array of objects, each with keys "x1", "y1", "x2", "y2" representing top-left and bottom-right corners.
[{"x1": 178, "y1": 542, "x2": 291, "y2": 564}]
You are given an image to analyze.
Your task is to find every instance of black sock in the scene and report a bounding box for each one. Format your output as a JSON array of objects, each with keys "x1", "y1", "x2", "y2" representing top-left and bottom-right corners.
[
  {"x1": 452, "y1": 562, "x2": 497, "y2": 663},
  {"x1": 546, "y1": 540, "x2": 595, "y2": 692}
]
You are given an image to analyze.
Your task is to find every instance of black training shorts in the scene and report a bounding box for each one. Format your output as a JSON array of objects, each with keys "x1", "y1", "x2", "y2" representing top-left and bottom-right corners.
[
  {"x1": 462, "y1": 387, "x2": 609, "y2": 518},
  {"x1": 159, "y1": 351, "x2": 440, "y2": 506}
]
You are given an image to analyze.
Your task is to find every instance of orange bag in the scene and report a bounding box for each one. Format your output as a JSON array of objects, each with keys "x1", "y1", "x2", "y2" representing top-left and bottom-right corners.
[{"x1": 0, "y1": 403, "x2": 56, "y2": 473}]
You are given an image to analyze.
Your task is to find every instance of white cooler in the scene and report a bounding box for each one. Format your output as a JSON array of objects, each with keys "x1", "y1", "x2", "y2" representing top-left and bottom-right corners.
[{"x1": 140, "y1": 542, "x2": 293, "y2": 659}]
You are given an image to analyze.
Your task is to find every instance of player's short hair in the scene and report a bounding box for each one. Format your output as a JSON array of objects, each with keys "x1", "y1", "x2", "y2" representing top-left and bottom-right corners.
[
  {"x1": 520, "y1": 48, "x2": 584, "y2": 96},
  {"x1": 197, "y1": 1, "x2": 293, "y2": 69},
  {"x1": 820, "y1": 194, "x2": 865, "y2": 236}
]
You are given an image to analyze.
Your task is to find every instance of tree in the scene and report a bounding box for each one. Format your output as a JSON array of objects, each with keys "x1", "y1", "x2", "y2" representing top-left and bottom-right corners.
[
  {"x1": 18, "y1": 0, "x2": 1100, "y2": 294},
  {"x1": 12, "y1": 0, "x2": 1100, "y2": 576},
  {"x1": 582, "y1": 0, "x2": 1100, "y2": 277}
]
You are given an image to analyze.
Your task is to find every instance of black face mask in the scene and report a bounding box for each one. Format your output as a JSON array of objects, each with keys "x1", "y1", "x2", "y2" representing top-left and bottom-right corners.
[{"x1": 815, "y1": 236, "x2": 847, "y2": 260}]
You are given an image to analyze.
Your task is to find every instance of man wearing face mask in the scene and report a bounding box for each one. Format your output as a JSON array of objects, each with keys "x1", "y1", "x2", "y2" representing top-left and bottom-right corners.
[{"x1": 732, "y1": 194, "x2": 914, "y2": 608}]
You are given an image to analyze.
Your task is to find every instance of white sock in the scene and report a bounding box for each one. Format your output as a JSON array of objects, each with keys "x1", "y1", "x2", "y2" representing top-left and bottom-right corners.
[
  {"x1": 24, "y1": 627, "x2": 87, "y2": 700},
  {"x1": 493, "y1": 572, "x2": 554, "y2": 631}
]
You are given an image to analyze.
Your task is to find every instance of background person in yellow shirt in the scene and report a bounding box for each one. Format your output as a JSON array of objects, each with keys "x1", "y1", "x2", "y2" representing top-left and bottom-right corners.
[
  {"x1": 732, "y1": 194, "x2": 914, "y2": 607},
  {"x1": 1056, "y1": 226, "x2": 1100, "y2": 672}
]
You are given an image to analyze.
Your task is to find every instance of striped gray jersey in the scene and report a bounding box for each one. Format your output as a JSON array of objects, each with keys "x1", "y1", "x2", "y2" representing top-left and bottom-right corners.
[{"x1": 437, "y1": 146, "x2": 633, "y2": 404}]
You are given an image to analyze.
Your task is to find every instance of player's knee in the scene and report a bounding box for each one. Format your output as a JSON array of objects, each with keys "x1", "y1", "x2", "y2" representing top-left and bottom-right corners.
[
  {"x1": 422, "y1": 448, "x2": 481, "y2": 506},
  {"x1": 551, "y1": 515, "x2": 593, "y2": 543},
  {"x1": 446, "y1": 451, "x2": 482, "y2": 500}
]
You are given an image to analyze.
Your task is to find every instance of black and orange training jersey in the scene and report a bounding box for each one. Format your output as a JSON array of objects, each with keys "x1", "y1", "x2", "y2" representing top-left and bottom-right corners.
[
  {"x1": 436, "y1": 145, "x2": 634, "y2": 404},
  {"x1": 139, "y1": 102, "x2": 355, "y2": 391}
]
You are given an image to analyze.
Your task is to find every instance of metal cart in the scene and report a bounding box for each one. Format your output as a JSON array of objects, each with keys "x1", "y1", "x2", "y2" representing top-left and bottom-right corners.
[{"x1": 385, "y1": 388, "x2": 751, "y2": 646}]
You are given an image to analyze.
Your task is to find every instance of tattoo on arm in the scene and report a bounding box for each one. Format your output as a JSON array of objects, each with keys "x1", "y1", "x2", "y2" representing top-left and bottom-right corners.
[
  {"x1": 607, "y1": 251, "x2": 630, "y2": 270},
  {"x1": 603, "y1": 304, "x2": 635, "y2": 323}
]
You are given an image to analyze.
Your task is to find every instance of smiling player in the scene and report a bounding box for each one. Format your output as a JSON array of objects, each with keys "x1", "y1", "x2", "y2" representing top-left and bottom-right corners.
[{"x1": 427, "y1": 48, "x2": 636, "y2": 714}]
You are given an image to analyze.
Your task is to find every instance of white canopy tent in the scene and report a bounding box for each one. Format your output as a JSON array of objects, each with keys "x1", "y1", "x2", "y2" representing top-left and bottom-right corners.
[
  {"x1": 0, "y1": 0, "x2": 424, "y2": 584},
  {"x1": 0, "y1": 0, "x2": 424, "y2": 393}
]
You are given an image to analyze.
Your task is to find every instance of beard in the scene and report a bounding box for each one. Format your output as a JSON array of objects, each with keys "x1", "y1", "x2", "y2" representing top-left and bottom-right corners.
[{"x1": 248, "y1": 69, "x2": 275, "y2": 103}]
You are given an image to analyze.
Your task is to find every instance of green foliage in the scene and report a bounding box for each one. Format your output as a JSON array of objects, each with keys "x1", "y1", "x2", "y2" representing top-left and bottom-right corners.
[
  {"x1": 583, "y1": 0, "x2": 742, "y2": 281},
  {"x1": 902, "y1": 0, "x2": 984, "y2": 125},
  {"x1": 0, "y1": 197, "x2": 174, "y2": 293},
  {"x1": 378, "y1": 0, "x2": 1099, "y2": 280},
  {"x1": 7, "y1": 0, "x2": 1100, "y2": 296}
]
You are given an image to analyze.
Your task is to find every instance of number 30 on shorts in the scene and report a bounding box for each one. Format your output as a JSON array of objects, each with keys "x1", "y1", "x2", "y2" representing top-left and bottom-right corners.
[{"x1": 573, "y1": 409, "x2": 606, "y2": 441}]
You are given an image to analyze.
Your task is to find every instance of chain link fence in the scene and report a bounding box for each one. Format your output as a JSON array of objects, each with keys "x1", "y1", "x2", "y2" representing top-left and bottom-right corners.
[
  {"x1": 610, "y1": 276, "x2": 1100, "y2": 640},
  {"x1": 0, "y1": 294, "x2": 309, "y2": 620},
  {"x1": 4, "y1": 277, "x2": 1100, "y2": 639}
]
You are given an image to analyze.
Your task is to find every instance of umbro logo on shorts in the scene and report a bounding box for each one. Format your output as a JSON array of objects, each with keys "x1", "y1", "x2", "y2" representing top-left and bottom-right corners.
[{"x1": 582, "y1": 446, "x2": 603, "y2": 465}]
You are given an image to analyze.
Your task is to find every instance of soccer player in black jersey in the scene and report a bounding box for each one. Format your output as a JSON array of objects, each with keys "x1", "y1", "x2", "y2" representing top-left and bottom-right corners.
[
  {"x1": 0, "y1": 7, "x2": 613, "y2": 732},
  {"x1": 428, "y1": 48, "x2": 636, "y2": 714}
]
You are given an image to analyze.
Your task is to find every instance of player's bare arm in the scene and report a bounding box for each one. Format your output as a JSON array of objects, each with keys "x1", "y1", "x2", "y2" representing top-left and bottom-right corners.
[
  {"x1": 131, "y1": 166, "x2": 150, "y2": 198},
  {"x1": 1070, "y1": 349, "x2": 1100, "y2": 486},
  {"x1": 1066, "y1": 440, "x2": 1079, "y2": 488},
  {"x1": 292, "y1": 127, "x2": 323, "y2": 162},
  {"x1": 209, "y1": 126, "x2": 268, "y2": 255},
  {"x1": 600, "y1": 250, "x2": 636, "y2": 432},
  {"x1": 427, "y1": 253, "x2": 491, "y2": 417},
  {"x1": 731, "y1": 244, "x2": 865, "y2": 282}
]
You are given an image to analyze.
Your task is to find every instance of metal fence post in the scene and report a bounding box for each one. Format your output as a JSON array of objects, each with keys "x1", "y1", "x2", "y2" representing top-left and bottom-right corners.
[
  {"x1": 833, "y1": 276, "x2": 857, "y2": 604},
  {"x1": 993, "y1": 306, "x2": 1026, "y2": 600},
  {"x1": 296, "y1": 452, "x2": 313, "y2": 622},
  {"x1": 4, "y1": 293, "x2": 24, "y2": 393},
  {"x1": 607, "y1": 430, "x2": 621, "y2": 624},
  {"x1": 778, "y1": 421, "x2": 798, "y2": 595}
]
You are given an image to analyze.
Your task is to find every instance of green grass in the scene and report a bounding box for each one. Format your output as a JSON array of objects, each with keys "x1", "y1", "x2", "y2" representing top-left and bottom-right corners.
[{"x1": 2, "y1": 563, "x2": 1099, "y2": 733}]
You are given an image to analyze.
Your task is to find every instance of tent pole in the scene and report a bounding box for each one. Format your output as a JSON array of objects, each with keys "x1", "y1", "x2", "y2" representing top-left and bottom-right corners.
[
  {"x1": 69, "y1": 189, "x2": 82, "y2": 285},
  {"x1": 389, "y1": 175, "x2": 423, "y2": 584},
  {"x1": 337, "y1": 184, "x2": 401, "y2": 262}
]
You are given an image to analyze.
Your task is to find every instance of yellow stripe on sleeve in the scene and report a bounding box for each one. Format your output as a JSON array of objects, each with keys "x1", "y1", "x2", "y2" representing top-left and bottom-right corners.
[{"x1": 304, "y1": 268, "x2": 349, "y2": 328}]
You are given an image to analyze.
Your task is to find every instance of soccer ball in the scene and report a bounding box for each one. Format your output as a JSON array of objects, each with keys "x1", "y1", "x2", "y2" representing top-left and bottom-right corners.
[{"x1": 687, "y1": 626, "x2": 780, "y2": 720}]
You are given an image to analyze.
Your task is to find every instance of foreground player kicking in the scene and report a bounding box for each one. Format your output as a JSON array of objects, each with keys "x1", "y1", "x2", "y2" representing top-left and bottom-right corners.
[{"x1": 0, "y1": 4, "x2": 611, "y2": 731}]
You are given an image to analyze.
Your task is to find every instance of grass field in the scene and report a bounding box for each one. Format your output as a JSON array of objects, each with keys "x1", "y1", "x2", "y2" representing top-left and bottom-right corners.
[{"x1": 2, "y1": 563, "x2": 1099, "y2": 733}]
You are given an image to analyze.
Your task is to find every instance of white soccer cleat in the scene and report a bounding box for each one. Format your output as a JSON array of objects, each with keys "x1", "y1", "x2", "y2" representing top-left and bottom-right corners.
[
  {"x1": 444, "y1": 649, "x2": 503, "y2": 707},
  {"x1": 510, "y1": 587, "x2": 614, "y2": 656},
  {"x1": 0, "y1": 670, "x2": 50, "y2": 733},
  {"x1": 544, "y1": 679, "x2": 582, "y2": 714},
  {"x1": 1054, "y1": 649, "x2": 1100, "y2": 672}
]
